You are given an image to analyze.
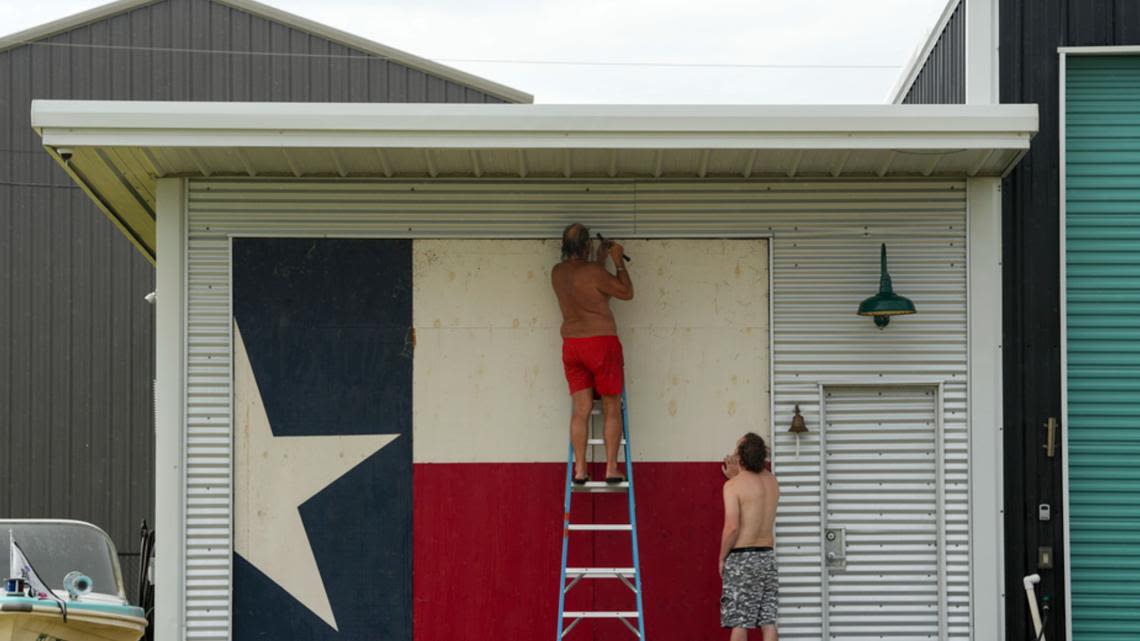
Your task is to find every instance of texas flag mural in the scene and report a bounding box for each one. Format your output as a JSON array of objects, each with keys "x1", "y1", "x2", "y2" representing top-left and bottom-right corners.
[{"x1": 232, "y1": 237, "x2": 769, "y2": 641}]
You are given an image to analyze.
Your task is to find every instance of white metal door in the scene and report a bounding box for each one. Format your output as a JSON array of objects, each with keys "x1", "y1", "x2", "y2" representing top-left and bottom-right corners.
[{"x1": 820, "y1": 384, "x2": 947, "y2": 641}]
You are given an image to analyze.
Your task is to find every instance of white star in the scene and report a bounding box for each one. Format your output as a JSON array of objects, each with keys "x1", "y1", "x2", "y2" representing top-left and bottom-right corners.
[{"x1": 233, "y1": 324, "x2": 398, "y2": 631}]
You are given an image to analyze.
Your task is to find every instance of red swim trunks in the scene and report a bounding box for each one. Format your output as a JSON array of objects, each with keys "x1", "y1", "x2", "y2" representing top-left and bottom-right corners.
[{"x1": 562, "y1": 335, "x2": 624, "y2": 396}]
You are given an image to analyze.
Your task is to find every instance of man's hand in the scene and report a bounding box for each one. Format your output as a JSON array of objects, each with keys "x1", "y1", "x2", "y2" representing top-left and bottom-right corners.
[
  {"x1": 722, "y1": 453, "x2": 740, "y2": 479},
  {"x1": 608, "y1": 242, "x2": 625, "y2": 264},
  {"x1": 595, "y1": 240, "x2": 612, "y2": 264}
]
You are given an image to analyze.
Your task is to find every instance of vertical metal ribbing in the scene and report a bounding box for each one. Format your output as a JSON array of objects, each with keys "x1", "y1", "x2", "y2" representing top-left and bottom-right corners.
[
  {"x1": 936, "y1": 383, "x2": 948, "y2": 641},
  {"x1": 818, "y1": 384, "x2": 830, "y2": 641},
  {"x1": 556, "y1": 441, "x2": 573, "y2": 640},
  {"x1": 622, "y1": 389, "x2": 647, "y2": 639}
]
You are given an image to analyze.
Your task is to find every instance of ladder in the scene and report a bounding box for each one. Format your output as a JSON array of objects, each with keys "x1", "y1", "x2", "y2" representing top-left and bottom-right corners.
[{"x1": 556, "y1": 388, "x2": 646, "y2": 640}]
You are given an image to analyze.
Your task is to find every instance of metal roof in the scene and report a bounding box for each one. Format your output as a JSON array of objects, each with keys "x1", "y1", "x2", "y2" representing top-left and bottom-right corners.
[
  {"x1": 888, "y1": 0, "x2": 963, "y2": 104},
  {"x1": 31, "y1": 100, "x2": 1038, "y2": 256},
  {"x1": 0, "y1": 0, "x2": 532, "y2": 104}
]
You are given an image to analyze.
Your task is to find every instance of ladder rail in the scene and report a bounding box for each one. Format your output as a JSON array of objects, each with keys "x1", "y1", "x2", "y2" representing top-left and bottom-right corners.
[
  {"x1": 621, "y1": 388, "x2": 648, "y2": 641},
  {"x1": 556, "y1": 441, "x2": 573, "y2": 640}
]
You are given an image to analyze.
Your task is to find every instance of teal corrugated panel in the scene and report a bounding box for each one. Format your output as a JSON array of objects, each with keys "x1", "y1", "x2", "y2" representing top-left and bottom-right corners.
[{"x1": 1067, "y1": 54, "x2": 1140, "y2": 641}]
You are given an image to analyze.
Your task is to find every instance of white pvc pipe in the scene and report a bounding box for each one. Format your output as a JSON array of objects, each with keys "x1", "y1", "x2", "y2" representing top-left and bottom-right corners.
[{"x1": 1023, "y1": 573, "x2": 1044, "y2": 640}]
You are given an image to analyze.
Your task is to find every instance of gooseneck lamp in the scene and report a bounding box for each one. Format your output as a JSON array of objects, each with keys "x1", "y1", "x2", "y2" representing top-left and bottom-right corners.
[{"x1": 857, "y1": 243, "x2": 916, "y2": 328}]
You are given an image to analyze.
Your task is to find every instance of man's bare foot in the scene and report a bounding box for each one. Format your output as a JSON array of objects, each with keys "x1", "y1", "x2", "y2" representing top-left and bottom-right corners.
[
  {"x1": 573, "y1": 465, "x2": 590, "y2": 484},
  {"x1": 604, "y1": 467, "x2": 626, "y2": 483}
]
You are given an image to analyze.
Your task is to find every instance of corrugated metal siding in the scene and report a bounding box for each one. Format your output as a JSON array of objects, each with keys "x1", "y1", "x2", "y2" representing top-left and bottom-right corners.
[
  {"x1": 1000, "y1": 4, "x2": 1140, "y2": 640},
  {"x1": 184, "y1": 178, "x2": 969, "y2": 639},
  {"x1": 0, "y1": 0, "x2": 515, "y2": 599},
  {"x1": 902, "y1": 0, "x2": 966, "y2": 105},
  {"x1": 1064, "y1": 54, "x2": 1140, "y2": 641}
]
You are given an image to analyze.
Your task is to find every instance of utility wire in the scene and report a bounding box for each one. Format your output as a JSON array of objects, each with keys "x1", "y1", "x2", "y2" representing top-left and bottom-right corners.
[
  {"x1": 0, "y1": 179, "x2": 76, "y2": 188},
  {"x1": 14, "y1": 40, "x2": 901, "y2": 70}
]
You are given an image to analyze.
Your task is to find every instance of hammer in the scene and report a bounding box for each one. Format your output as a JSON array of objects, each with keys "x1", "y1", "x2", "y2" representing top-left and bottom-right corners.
[{"x1": 596, "y1": 232, "x2": 632, "y2": 263}]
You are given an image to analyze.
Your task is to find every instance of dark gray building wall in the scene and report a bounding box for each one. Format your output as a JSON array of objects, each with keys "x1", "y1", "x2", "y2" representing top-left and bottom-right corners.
[
  {"x1": 1000, "y1": 3, "x2": 1140, "y2": 641},
  {"x1": 902, "y1": 0, "x2": 966, "y2": 104},
  {"x1": 899, "y1": 2, "x2": 1140, "y2": 639},
  {"x1": 0, "y1": 0, "x2": 513, "y2": 595}
]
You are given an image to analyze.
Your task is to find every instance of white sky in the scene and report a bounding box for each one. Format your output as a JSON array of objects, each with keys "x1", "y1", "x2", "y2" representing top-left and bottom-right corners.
[{"x1": 0, "y1": 0, "x2": 948, "y2": 103}]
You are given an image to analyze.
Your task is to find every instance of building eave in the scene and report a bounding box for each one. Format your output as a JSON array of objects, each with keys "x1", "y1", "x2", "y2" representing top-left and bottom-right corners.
[{"x1": 31, "y1": 100, "x2": 1039, "y2": 259}]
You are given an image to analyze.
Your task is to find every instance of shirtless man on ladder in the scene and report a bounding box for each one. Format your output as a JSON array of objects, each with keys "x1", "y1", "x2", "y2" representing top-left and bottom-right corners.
[{"x1": 551, "y1": 222, "x2": 634, "y2": 485}]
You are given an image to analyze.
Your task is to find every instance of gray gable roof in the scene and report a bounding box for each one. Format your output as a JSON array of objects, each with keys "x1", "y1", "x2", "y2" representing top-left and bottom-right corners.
[{"x1": 0, "y1": 0, "x2": 532, "y2": 103}]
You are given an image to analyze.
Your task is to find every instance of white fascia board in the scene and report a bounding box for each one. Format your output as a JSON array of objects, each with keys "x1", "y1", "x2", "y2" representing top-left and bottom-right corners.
[
  {"x1": 31, "y1": 101, "x2": 1039, "y2": 151},
  {"x1": 1058, "y1": 45, "x2": 1140, "y2": 55},
  {"x1": 888, "y1": 0, "x2": 963, "y2": 103}
]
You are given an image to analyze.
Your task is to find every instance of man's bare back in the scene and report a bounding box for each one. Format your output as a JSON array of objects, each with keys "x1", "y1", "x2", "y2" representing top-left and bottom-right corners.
[
  {"x1": 551, "y1": 260, "x2": 631, "y2": 338},
  {"x1": 724, "y1": 469, "x2": 779, "y2": 548},
  {"x1": 720, "y1": 433, "x2": 780, "y2": 638}
]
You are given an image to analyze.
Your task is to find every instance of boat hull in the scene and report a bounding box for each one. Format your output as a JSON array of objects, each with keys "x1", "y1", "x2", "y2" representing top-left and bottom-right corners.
[{"x1": 0, "y1": 604, "x2": 146, "y2": 641}]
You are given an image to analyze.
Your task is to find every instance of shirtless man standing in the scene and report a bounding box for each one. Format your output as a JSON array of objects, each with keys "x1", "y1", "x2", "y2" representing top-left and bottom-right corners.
[
  {"x1": 551, "y1": 223, "x2": 633, "y2": 484},
  {"x1": 720, "y1": 433, "x2": 780, "y2": 640}
]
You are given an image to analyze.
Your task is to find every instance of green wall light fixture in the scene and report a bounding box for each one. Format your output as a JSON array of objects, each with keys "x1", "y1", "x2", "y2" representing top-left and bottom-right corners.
[{"x1": 857, "y1": 243, "x2": 916, "y2": 329}]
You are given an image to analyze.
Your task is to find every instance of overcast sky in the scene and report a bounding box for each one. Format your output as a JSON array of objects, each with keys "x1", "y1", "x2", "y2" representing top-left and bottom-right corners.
[{"x1": 0, "y1": 0, "x2": 948, "y2": 103}]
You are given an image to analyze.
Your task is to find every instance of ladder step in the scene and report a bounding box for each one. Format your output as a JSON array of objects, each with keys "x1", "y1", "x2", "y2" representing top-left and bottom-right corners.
[
  {"x1": 565, "y1": 568, "x2": 636, "y2": 578},
  {"x1": 587, "y1": 438, "x2": 627, "y2": 446},
  {"x1": 567, "y1": 524, "x2": 632, "y2": 531},
  {"x1": 563, "y1": 611, "x2": 640, "y2": 619},
  {"x1": 572, "y1": 481, "x2": 629, "y2": 493}
]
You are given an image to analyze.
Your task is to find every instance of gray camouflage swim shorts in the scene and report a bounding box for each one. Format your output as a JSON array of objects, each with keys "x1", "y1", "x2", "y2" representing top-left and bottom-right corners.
[{"x1": 720, "y1": 547, "x2": 778, "y2": 628}]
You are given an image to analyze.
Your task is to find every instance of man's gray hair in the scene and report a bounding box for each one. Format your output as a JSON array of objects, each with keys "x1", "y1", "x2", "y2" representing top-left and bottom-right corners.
[{"x1": 561, "y1": 223, "x2": 590, "y2": 261}]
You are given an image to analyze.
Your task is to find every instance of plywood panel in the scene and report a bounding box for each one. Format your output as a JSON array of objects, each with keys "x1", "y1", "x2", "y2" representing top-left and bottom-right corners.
[{"x1": 412, "y1": 238, "x2": 770, "y2": 463}]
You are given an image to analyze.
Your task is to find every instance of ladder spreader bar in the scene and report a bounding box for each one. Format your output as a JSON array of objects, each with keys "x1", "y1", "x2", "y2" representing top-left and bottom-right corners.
[{"x1": 567, "y1": 523, "x2": 632, "y2": 531}]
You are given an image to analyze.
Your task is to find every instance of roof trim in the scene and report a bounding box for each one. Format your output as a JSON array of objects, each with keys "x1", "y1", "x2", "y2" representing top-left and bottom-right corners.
[
  {"x1": 31, "y1": 100, "x2": 1038, "y2": 260},
  {"x1": 33, "y1": 101, "x2": 1038, "y2": 151},
  {"x1": 0, "y1": 0, "x2": 533, "y2": 104},
  {"x1": 887, "y1": 0, "x2": 962, "y2": 104},
  {"x1": 1058, "y1": 45, "x2": 1140, "y2": 55}
]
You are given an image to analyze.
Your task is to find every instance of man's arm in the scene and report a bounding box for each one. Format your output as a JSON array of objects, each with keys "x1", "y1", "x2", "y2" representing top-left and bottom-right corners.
[
  {"x1": 596, "y1": 243, "x2": 634, "y2": 300},
  {"x1": 719, "y1": 482, "x2": 740, "y2": 576}
]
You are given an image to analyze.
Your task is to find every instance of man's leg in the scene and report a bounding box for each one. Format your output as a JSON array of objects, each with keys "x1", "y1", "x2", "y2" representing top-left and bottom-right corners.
[
  {"x1": 760, "y1": 625, "x2": 777, "y2": 641},
  {"x1": 729, "y1": 627, "x2": 748, "y2": 641},
  {"x1": 601, "y1": 394, "x2": 623, "y2": 480},
  {"x1": 570, "y1": 388, "x2": 594, "y2": 479}
]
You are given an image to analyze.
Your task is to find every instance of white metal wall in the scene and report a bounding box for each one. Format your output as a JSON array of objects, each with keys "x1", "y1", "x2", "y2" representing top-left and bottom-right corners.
[{"x1": 182, "y1": 178, "x2": 969, "y2": 639}]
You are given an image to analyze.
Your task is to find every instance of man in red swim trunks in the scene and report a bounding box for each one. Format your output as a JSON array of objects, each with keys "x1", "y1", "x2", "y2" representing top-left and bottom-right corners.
[{"x1": 551, "y1": 223, "x2": 634, "y2": 485}]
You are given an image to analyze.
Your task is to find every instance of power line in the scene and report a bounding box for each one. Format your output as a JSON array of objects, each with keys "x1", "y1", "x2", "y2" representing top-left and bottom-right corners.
[
  {"x1": 0, "y1": 179, "x2": 76, "y2": 188},
  {"x1": 14, "y1": 40, "x2": 901, "y2": 70}
]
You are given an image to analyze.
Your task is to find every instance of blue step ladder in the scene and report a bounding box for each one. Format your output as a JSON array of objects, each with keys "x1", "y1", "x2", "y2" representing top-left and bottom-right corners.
[{"x1": 556, "y1": 389, "x2": 646, "y2": 640}]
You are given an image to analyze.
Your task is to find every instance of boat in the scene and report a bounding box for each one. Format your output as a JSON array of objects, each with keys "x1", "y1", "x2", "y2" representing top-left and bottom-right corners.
[{"x1": 1, "y1": 520, "x2": 147, "y2": 641}]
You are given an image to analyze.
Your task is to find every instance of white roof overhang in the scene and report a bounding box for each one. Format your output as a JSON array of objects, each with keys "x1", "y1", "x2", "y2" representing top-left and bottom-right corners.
[{"x1": 32, "y1": 100, "x2": 1038, "y2": 260}]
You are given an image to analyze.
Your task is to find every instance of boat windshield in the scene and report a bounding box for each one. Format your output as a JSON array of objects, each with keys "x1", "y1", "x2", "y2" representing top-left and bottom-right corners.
[{"x1": 2, "y1": 520, "x2": 126, "y2": 599}]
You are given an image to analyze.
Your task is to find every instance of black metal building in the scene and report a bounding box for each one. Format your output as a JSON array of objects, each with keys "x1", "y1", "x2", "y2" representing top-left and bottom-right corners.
[
  {"x1": 895, "y1": 1, "x2": 1140, "y2": 640},
  {"x1": 0, "y1": 0, "x2": 527, "y2": 591}
]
